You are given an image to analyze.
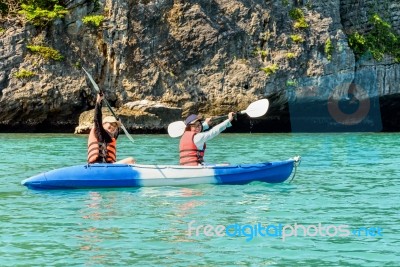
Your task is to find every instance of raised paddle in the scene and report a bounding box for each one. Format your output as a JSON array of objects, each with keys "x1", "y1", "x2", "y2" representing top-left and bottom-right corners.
[
  {"x1": 82, "y1": 67, "x2": 135, "y2": 144},
  {"x1": 167, "y1": 98, "x2": 269, "y2": 138}
]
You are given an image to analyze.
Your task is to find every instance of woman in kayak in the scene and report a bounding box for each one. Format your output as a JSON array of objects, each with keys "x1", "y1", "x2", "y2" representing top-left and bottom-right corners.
[
  {"x1": 87, "y1": 93, "x2": 136, "y2": 164},
  {"x1": 179, "y1": 112, "x2": 234, "y2": 165}
]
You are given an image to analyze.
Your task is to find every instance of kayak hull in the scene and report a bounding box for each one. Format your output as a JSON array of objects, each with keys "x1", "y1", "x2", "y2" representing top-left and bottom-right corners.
[{"x1": 21, "y1": 158, "x2": 300, "y2": 190}]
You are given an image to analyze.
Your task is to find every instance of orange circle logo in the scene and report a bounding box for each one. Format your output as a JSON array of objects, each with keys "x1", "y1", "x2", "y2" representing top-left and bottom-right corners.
[{"x1": 327, "y1": 83, "x2": 370, "y2": 126}]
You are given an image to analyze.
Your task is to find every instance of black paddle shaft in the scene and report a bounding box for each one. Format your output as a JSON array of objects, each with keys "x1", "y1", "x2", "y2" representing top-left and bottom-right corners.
[
  {"x1": 102, "y1": 97, "x2": 119, "y2": 120},
  {"x1": 211, "y1": 113, "x2": 238, "y2": 122}
]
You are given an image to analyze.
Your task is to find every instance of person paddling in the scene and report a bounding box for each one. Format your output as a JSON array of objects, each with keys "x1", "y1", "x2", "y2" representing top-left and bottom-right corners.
[
  {"x1": 179, "y1": 112, "x2": 234, "y2": 166},
  {"x1": 87, "y1": 93, "x2": 135, "y2": 164}
]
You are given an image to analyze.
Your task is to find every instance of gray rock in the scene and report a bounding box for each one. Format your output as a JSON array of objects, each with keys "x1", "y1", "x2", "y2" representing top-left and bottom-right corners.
[{"x1": 0, "y1": 0, "x2": 399, "y2": 132}]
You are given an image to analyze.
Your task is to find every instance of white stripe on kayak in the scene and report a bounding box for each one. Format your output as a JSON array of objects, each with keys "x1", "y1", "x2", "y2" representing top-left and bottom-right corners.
[{"x1": 133, "y1": 164, "x2": 217, "y2": 187}]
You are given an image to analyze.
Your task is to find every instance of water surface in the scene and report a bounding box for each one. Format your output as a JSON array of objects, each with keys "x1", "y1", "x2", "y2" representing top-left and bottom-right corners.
[{"x1": 0, "y1": 133, "x2": 399, "y2": 266}]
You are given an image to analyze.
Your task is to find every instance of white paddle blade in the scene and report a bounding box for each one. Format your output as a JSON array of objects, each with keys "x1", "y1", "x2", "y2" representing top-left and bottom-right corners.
[
  {"x1": 168, "y1": 121, "x2": 186, "y2": 138},
  {"x1": 244, "y1": 99, "x2": 269, "y2": 118}
]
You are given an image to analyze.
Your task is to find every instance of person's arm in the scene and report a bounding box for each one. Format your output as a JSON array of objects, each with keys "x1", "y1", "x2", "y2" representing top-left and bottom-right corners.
[
  {"x1": 94, "y1": 94, "x2": 112, "y2": 143},
  {"x1": 193, "y1": 118, "x2": 232, "y2": 149},
  {"x1": 202, "y1": 119, "x2": 210, "y2": 131},
  {"x1": 114, "y1": 124, "x2": 120, "y2": 140},
  {"x1": 94, "y1": 95, "x2": 104, "y2": 142}
]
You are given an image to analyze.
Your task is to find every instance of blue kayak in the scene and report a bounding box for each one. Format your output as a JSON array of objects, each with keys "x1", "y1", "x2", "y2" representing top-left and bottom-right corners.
[{"x1": 21, "y1": 157, "x2": 301, "y2": 190}]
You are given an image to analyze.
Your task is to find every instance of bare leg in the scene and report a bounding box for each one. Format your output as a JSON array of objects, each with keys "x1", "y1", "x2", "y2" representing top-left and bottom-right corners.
[{"x1": 116, "y1": 157, "x2": 136, "y2": 165}]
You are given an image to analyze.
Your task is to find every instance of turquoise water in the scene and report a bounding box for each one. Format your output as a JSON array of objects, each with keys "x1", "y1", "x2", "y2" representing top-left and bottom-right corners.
[{"x1": 0, "y1": 133, "x2": 399, "y2": 266}]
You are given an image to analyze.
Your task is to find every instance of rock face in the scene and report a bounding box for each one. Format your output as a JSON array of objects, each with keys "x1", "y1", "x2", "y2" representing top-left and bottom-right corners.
[{"x1": 0, "y1": 0, "x2": 399, "y2": 133}]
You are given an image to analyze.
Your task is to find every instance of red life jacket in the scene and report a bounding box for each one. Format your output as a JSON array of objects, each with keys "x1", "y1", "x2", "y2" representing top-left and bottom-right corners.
[
  {"x1": 87, "y1": 128, "x2": 117, "y2": 163},
  {"x1": 179, "y1": 131, "x2": 206, "y2": 165}
]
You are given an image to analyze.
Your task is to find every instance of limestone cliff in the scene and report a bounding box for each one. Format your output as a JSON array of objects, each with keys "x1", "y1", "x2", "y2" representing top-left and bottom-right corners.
[{"x1": 0, "y1": 0, "x2": 399, "y2": 133}]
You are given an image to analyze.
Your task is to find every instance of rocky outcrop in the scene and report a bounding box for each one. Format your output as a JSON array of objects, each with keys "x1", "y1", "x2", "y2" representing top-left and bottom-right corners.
[{"x1": 0, "y1": 0, "x2": 399, "y2": 133}]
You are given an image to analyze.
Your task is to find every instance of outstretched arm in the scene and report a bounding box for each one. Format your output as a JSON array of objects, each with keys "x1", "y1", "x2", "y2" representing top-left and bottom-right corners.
[
  {"x1": 202, "y1": 118, "x2": 211, "y2": 131},
  {"x1": 193, "y1": 112, "x2": 234, "y2": 149}
]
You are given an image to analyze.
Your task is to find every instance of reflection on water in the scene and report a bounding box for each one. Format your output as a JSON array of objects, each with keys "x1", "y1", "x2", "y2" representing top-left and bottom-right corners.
[
  {"x1": 169, "y1": 188, "x2": 205, "y2": 243},
  {"x1": 78, "y1": 192, "x2": 108, "y2": 265}
]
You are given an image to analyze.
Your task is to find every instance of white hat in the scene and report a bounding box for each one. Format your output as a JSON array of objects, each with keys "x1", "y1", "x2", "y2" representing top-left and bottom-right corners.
[{"x1": 103, "y1": 116, "x2": 122, "y2": 127}]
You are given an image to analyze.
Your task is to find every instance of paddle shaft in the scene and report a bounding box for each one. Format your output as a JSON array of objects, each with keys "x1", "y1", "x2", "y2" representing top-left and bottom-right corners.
[
  {"x1": 101, "y1": 97, "x2": 119, "y2": 120},
  {"x1": 101, "y1": 96, "x2": 135, "y2": 143},
  {"x1": 82, "y1": 67, "x2": 134, "y2": 143},
  {"x1": 210, "y1": 110, "x2": 247, "y2": 121}
]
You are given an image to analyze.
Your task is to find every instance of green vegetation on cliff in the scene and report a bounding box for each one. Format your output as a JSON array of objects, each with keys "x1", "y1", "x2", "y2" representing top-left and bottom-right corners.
[
  {"x1": 19, "y1": 2, "x2": 68, "y2": 26},
  {"x1": 348, "y1": 14, "x2": 400, "y2": 62},
  {"x1": 82, "y1": 15, "x2": 104, "y2": 27},
  {"x1": 325, "y1": 38, "x2": 334, "y2": 61},
  {"x1": 27, "y1": 45, "x2": 64, "y2": 61},
  {"x1": 290, "y1": 34, "x2": 304, "y2": 43},
  {"x1": 289, "y1": 8, "x2": 309, "y2": 29},
  {"x1": 260, "y1": 64, "x2": 279, "y2": 76},
  {"x1": 13, "y1": 68, "x2": 36, "y2": 79},
  {"x1": 1, "y1": 1, "x2": 68, "y2": 26}
]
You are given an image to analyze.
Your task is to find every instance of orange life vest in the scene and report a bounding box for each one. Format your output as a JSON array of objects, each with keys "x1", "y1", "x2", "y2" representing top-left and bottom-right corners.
[
  {"x1": 87, "y1": 128, "x2": 117, "y2": 163},
  {"x1": 179, "y1": 131, "x2": 206, "y2": 165}
]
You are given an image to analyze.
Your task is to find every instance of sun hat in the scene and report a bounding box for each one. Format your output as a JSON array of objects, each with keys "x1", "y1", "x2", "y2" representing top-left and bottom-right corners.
[
  {"x1": 184, "y1": 114, "x2": 201, "y2": 125},
  {"x1": 103, "y1": 116, "x2": 122, "y2": 127}
]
